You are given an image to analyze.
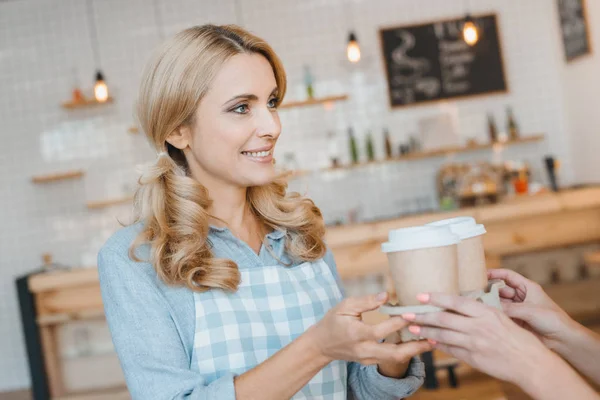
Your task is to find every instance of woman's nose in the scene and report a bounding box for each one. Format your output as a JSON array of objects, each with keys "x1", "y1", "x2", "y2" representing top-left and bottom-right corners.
[{"x1": 256, "y1": 107, "x2": 281, "y2": 139}]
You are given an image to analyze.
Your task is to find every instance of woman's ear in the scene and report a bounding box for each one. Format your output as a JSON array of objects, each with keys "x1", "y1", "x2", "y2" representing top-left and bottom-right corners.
[{"x1": 166, "y1": 125, "x2": 191, "y2": 150}]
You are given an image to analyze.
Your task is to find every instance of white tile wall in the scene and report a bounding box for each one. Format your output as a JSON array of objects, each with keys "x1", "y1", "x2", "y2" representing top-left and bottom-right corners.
[
  {"x1": 562, "y1": 0, "x2": 600, "y2": 184},
  {"x1": 0, "y1": 0, "x2": 597, "y2": 391}
]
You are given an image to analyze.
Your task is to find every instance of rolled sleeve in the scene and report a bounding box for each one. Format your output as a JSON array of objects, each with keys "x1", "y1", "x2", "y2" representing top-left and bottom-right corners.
[{"x1": 348, "y1": 357, "x2": 424, "y2": 399}]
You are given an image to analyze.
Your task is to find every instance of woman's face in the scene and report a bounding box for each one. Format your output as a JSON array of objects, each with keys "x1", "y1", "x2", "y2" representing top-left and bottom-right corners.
[{"x1": 173, "y1": 53, "x2": 282, "y2": 188}]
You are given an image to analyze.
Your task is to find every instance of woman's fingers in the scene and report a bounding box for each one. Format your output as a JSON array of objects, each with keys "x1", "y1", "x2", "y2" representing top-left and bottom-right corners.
[
  {"x1": 499, "y1": 285, "x2": 517, "y2": 300},
  {"x1": 487, "y1": 268, "x2": 523, "y2": 282},
  {"x1": 371, "y1": 316, "x2": 410, "y2": 341},
  {"x1": 408, "y1": 325, "x2": 471, "y2": 348},
  {"x1": 402, "y1": 311, "x2": 473, "y2": 331},
  {"x1": 338, "y1": 292, "x2": 388, "y2": 316},
  {"x1": 361, "y1": 340, "x2": 433, "y2": 365},
  {"x1": 488, "y1": 269, "x2": 529, "y2": 300},
  {"x1": 393, "y1": 340, "x2": 435, "y2": 360},
  {"x1": 417, "y1": 292, "x2": 486, "y2": 317}
]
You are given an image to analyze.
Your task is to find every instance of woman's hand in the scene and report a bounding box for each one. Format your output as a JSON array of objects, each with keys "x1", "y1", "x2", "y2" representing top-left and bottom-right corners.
[
  {"x1": 402, "y1": 292, "x2": 552, "y2": 386},
  {"x1": 492, "y1": 269, "x2": 600, "y2": 387},
  {"x1": 489, "y1": 268, "x2": 575, "y2": 350},
  {"x1": 309, "y1": 292, "x2": 433, "y2": 376},
  {"x1": 402, "y1": 292, "x2": 600, "y2": 400}
]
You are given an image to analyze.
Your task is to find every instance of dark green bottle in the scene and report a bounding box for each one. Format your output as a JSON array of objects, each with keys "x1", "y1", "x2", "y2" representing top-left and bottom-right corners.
[
  {"x1": 506, "y1": 106, "x2": 519, "y2": 140},
  {"x1": 487, "y1": 114, "x2": 498, "y2": 143},
  {"x1": 348, "y1": 128, "x2": 359, "y2": 164},
  {"x1": 304, "y1": 65, "x2": 314, "y2": 99},
  {"x1": 384, "y1": 128, "x2": 393, "y2": 159},
  {"x1": 366, "y1": 130, "x2": 375, "y2": 161}
]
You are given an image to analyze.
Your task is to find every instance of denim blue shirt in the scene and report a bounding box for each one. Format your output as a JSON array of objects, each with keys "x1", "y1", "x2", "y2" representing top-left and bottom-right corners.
[{"x1": 98, "y1": 222, "x2": 424, "y2": 399}]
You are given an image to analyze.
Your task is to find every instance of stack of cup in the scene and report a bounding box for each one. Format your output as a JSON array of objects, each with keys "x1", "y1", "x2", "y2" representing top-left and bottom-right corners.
[
  {"x1": 379, "y1": 216, "x2": 497, "y2": 341},
  {"x1": 427, "y1": 217, "x2": 488, "y2": 296}
]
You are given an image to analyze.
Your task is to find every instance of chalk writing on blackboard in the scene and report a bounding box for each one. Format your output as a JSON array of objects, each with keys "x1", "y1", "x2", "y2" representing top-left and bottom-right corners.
[
  {"x1": 380, "y1": 14, "x2": 507, "y2": 108},
  {"x1": 558, "y1": 0, "x2": 591, "y2": 62}
]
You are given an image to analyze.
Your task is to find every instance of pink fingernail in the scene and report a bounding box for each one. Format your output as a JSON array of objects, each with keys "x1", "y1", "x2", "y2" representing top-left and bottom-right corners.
[
  {"x1": 428, "y1": 339, "x2": 437, "y2": 345},
  {"x1": 408, "y1": 325, "x2": 421, "y2": 334},
  {"x1": 376, "y1": 292, "x2": 388, "y2": 301},
  {"x1": 401, "y1": 313, "x2": 416, "y2": 321},
  {"x1": 416, "y1": 293, "x2": 430, "y2": 303}
]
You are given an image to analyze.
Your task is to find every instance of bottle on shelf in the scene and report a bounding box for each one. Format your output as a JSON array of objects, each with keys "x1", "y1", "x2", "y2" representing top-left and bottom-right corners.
[
  {"x1": 399, "y1": 144, "x2": 411, "y2": 156},
  {"x1": 348, "y1": 128, "x2": 359, "y2": 164},
  {"x1": 383, "y1": 128, "x2": 393, "y2": 159},
  {"x1": 487, "y1": 114, "x2": 498, "y2": 144},
  {"x1": 408, "y1": 135, "x2": 421, "y2": 152},
  {"x1": 303, "y1": 65, "x2": 314, "y2": 99},
  {"x1": 544, "y1": 155, "x2": 560, "y2": 192},
  {"x1": 327, "y1": 131, "x2": 340, "y2": 168},
  {"x1": 506, "y1": 106, "x2": 519, "y2": 140},
  {"x1": 366, "y1": 130, "x2": 375, "y2": 161}
]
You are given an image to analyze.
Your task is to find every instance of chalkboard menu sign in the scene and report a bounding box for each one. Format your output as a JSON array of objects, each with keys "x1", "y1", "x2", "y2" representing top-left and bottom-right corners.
[
  {"x1": 557, "y1": 0, "x2": 592, "y2": 62},
  {"x1": 380, "y1": 14, "x2": 507, "y2": 108}
]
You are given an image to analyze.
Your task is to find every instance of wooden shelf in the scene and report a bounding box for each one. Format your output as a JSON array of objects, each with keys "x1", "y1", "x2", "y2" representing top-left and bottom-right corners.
[
  {"x1": 37, "y1": 308, "x2": 106, "y2": 326},
  {"x1": 29, "y1": 267, "x2": 99, "y2": 293},
  {"x1": 292, "y1": 134, "x2": 545, "y2": 178},
  {"x1": 61, "y1": 97, "x2": 114, "y2": 109},
  {"x1": 31, "y1": 170, "x2": 85, "y2": 184},
  {"x1": 279, "y1": 94, "x2": 348, "y2": 109},
  {"x1": 86, "y1": 196, "x2": 133, "y2": 210}
]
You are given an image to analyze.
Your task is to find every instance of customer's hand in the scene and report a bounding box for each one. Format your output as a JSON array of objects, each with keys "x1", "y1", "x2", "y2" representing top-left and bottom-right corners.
[
  {"x1": 402, "y1": 293, "x2": 599, "y2": 400},
  {"x1": 401, "y1": 293, "x2": 555, "y2": 386},
  {"x1": 309, "y1": 292, "x2": 433, "y2": 374},
  {"x1": 489, "y1": 268, "x2": 575, "y2": 350}
]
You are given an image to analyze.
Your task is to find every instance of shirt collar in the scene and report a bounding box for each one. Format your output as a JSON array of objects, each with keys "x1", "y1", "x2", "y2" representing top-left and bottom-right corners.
[
  {"x1": 209, "y1": 225, "x2": 287, "y2": 240},
  {"x1": 266, "y1": 228, "x2": 287, "y2": 240}
]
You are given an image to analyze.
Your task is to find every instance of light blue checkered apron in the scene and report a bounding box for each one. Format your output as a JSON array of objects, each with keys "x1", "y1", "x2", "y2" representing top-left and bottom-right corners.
[{"x1": 192, "y1": 259, "x2": 347, "y2": 399}]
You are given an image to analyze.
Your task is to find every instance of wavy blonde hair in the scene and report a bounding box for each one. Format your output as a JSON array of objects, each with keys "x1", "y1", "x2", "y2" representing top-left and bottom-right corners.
[{"x1": 130, "y1": 25, "x2": 326, "y2": 292}]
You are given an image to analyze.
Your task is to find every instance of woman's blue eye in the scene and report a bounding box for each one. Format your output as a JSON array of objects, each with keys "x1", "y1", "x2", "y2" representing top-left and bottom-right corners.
[
  {"x1": 232, "y1": 104, "x2": 249, "y2": 114},
  {"x1": 268, "y1": 98, "x2": 279, "y2": 108}
]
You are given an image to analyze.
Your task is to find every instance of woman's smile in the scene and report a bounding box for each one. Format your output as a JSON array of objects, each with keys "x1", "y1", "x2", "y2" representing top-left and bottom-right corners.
[{"x1": 241, "y1": 144, "x2": 274, "y2": 163}]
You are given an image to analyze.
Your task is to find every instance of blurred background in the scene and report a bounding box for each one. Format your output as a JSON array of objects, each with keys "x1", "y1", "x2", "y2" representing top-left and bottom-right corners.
[{"x1": 1, "y1": 0, "x2": 600, "y2": 399}]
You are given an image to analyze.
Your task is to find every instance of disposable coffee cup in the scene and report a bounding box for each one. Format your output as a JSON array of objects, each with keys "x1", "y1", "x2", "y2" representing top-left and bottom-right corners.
[
  {"x1": 427, "y1": 217, "x2": 487, "y2": 294},
  {"x1": 381, "y1": 226, "x2": 460, "y2": 306}
]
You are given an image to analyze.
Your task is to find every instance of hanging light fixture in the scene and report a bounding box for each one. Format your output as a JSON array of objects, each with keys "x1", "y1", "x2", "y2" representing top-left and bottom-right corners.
[
  {"x1": 94, "y1": 71, "x2": 108, "y2": 102},
  {"x1": 86, "y1": 0, "x2": 109, "y2": 102},
  {"x1": 462, "y1": 14, "x2": 479, "y2": 46},
  {"x1": 347, "y1": 32, "x2": 361, "y2": 63}
]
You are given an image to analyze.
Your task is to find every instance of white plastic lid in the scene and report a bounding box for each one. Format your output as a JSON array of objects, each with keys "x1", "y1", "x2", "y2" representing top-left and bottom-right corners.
[
  {"x1": 426, "y1": 216, "x2": 486, "y2": 240},
  {"x1": 381, "y1": 226, "x2": 460, "y2": 253}
]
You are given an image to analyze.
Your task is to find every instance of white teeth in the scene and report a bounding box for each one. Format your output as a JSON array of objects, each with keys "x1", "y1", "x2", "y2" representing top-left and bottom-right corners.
[{"x1": 242, "y1": 150, "x2": 271, "y2": 158}]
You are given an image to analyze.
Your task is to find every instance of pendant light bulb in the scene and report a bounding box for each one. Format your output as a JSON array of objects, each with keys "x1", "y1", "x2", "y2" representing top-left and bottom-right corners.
[
  {"x1": 462, "y1": 15, "x2": 479, "y2": 46},
  {"x1": 94, "y1": 70, "x2": 109, "y2": 102},
  {"x1": 347, "y1": 32, "x2": 361, "y2": 63}
]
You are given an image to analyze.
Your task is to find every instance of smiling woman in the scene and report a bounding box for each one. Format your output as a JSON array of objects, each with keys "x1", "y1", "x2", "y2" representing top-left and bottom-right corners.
[
  {"x1": 97, "y1": 24, "x2": 431, "y2": 400},
  {"x1": 132, "y1": 26, "x2": 322, "y2": 291}
]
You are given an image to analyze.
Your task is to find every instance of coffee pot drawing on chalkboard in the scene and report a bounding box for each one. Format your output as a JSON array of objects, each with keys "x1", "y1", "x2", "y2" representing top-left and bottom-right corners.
[{"x1": 391, "y1": 30, "x2": 441, "y2": 101}]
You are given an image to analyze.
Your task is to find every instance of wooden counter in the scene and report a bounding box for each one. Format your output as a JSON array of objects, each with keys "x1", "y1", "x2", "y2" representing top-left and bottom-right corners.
[{"x1": 327, "y1": 187, "x2": 600, "y2": 279}]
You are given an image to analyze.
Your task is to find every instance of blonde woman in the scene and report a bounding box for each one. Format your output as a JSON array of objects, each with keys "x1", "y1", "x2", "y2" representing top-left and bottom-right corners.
[{"x1": 98, "y1": 25, "x2": 432, "y2": 400}]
